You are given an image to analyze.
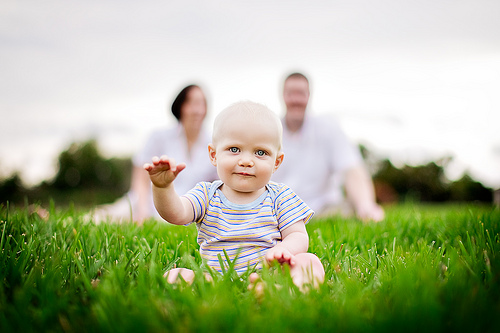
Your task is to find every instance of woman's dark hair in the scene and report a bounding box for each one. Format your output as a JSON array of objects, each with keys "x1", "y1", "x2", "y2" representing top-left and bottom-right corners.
[{"x1": 171, "y1": 84, "x2": 202, "y2": 121}]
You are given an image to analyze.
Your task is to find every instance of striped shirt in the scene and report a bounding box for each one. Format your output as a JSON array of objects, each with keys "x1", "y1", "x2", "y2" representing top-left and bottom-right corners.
[{"x1": 182, "y1": 180, "x2": 314, "y2": 273}]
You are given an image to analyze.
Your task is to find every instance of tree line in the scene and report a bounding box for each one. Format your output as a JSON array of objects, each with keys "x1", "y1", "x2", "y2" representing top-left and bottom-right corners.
[{"x1": 0, "y1": 140, "x2": 493, "y2": 208}]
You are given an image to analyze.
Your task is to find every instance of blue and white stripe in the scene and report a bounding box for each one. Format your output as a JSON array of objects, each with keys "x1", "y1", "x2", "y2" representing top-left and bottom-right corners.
[{"x1": 182, "y1": 181, "x2": 314, "y2": 273}]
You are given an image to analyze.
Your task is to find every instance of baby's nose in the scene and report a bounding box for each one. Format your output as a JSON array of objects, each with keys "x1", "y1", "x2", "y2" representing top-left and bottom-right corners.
[{"x1": 238, "y1": 154, "x2": 254, "y2": 167}]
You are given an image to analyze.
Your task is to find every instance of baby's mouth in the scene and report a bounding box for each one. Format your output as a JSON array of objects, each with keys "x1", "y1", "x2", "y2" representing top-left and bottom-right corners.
[{"x1": 236, "y1": 172, "x2": 254, "y2": 177}]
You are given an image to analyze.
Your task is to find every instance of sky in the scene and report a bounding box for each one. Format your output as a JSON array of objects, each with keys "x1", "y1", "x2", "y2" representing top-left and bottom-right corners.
[{"x1": 1, "y1": 0, "x2": 499, "y2": 188}]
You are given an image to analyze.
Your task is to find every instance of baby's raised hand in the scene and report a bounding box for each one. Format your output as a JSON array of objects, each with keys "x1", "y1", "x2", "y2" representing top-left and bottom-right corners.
[
  {"x1": 265, "y1": 245, "x2": 296, "y2": 266},
  {"x1": 144, "y1": 155, "x2": 186, "y2": 188}
]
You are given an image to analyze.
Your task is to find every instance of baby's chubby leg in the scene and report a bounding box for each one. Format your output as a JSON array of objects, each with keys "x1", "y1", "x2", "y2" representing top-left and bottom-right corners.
[{"x1": 289, "y1": 253, "x2": 325, "y2": 290}]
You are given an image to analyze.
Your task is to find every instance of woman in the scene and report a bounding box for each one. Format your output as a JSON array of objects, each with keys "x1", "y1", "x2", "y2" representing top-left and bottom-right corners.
[{"x1": 94, "y1": 85, "x2": 217, "y2": 223}]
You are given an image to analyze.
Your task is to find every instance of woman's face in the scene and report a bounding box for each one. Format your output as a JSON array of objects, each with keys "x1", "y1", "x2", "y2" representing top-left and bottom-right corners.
[{"x1": 180, "y1": 87, "x2": 207, "y2": 128}]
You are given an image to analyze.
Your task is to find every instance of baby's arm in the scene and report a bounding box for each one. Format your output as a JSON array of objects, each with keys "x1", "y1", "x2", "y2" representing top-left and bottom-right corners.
[
  {"x1": 144, "y1": 155, "x2": 194, "y2": 225},
  {"x1": 265, "y1": 221, "x2": 309, "y2": 266}
]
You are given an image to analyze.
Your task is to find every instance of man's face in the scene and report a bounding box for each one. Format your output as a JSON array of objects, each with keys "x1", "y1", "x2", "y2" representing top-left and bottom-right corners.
[{"x1": 283, "y1": 77, "x2": 310, "y2": 117}]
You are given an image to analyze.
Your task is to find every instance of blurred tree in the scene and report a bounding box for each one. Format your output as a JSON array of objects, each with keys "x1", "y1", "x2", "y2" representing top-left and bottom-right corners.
[
  {"x1": 359, "y1": 145, "x2": 492, "y2": 204},
  {"x1": 2, "y1": 142, "x2": 492, "y2": 207},
  {"x1": 372, "y1": 159, "x2": 492, "y2": 203},
  {"x1": 0, "y1": 139, "x2": 132, "y2": 208},
  {"x1": 402, "y1": 161, "x2": 450, "y2": 202},
  {"x1": 0, "y1": 173, "x2": 25, "y2": 204},
  {"x1": 449, "y1": 173, "x2": 493, "y2": 202},
  {"x1": 50, "y1": 139, "x2": 131, "y2": 192}
]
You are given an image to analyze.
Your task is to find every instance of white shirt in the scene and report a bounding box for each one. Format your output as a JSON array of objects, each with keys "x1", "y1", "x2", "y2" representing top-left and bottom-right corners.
[
  {"x1": 133, "y1": 124, "x2": 218, "y2": 217},
  {"x1": 272, "y1": 114, "x2": 362, "y2": 213}
]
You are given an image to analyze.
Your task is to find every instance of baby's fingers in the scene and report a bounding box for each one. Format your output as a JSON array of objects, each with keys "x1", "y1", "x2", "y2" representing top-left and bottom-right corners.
[
  {"x1": 265, "y1": 250, "x2": 278, "y2": 263},
  {"x1": 152, "y1": 156, "x2": 162, "y2": 165},
  {"x1": 276, "y1": 251, "x2": 294, "y2": 265},
  {"x1": 281, "y1": 251, "x2": 292, "y2": 263},
  {"x1": 266, "y1": 248, "x2": 284, "y2": 264},
  {"x1": 148, "y1": 155, "x2": 176, "y2": 172},
  {"x1": 173, "y1": 162, "x2": 187, "y2": 176},
  {"x1": 272, "y1": 249, "x2": 295, "y2": 266},
  {"x1": 160, "y1": 155, "x2": 179, "y2": 172}
]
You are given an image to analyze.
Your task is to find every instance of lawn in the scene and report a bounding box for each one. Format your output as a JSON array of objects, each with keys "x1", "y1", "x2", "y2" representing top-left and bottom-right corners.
[{"x1": 1, "y1": 202, "x2": 499, "y2": 332}]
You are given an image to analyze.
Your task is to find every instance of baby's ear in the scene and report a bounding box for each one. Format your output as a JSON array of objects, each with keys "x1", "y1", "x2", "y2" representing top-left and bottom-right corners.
[
  {"x1": 273, "y1": 152, "x2": 284, "y2": 172},
  {"x1": 208, "y1": 144, "x2": 217, "y2": 166}
]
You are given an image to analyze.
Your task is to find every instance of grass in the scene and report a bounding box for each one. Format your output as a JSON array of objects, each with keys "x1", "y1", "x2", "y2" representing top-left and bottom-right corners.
[{"x1": 1, "y1": 202, "x2": 499, "y2": 332}]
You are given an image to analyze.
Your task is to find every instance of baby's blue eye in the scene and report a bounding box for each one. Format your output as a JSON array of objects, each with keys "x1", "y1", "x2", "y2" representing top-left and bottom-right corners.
[
  {"x1": 256, "y1": 150, "x2": 266, "y2": 156},
  {"x1": 229, "y1": 147, "x2": 239, "y2": 153}
]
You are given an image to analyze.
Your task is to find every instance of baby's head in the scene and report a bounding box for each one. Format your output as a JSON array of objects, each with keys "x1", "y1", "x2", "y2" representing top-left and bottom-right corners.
[
  {"x1": 209, "y1": 101, "x2": 284, "y2": 195},
  {"x1": 212, "y1": 101, "x2": 283, "y2": 153}
]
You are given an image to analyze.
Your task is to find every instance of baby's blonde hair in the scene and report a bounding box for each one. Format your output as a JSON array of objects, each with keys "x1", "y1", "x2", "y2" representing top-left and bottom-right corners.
[{"x1": 212, "y1": 101, "x2": 283, "y2": 151}]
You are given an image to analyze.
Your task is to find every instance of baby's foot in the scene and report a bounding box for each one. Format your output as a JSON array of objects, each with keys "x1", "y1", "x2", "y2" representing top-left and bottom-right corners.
[
  {"x1": 248, "y1": 272, "x2": 267, "y2": 298},
  {"x1": 164, "y1": 268, "x2": 195, "y2": 284},
  {"x1": 247, "y1": 272, "x2": 284, "y2": 298}
]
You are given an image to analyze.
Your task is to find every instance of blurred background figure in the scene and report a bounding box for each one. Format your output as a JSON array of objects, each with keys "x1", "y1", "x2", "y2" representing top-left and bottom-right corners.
[
  {"x1": 272, "y1": 73, "x2": 384, "y2": 222},
  {"x1": 93, "y1": 84, "x2": 218, "y2": 223}
]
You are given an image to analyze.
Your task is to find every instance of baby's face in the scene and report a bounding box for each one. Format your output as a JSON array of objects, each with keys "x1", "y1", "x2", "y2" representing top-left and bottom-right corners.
[{"x1": 209, "y1": 116, "x2": 283, "y2": 196}]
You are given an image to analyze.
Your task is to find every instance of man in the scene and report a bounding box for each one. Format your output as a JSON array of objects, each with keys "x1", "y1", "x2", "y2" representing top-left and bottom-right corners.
[{"x1": 272, "y1": 72, "x2": 384, "y2": 222}]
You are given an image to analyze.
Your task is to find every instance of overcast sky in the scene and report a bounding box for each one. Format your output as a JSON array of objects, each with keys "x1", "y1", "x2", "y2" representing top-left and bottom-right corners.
[{"x1": 1, "y1": 0, "x2": 499, "y2": 188}]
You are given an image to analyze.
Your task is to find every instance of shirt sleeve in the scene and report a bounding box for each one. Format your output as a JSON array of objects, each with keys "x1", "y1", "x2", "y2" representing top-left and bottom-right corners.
[
  {"x1": 274, "y1": 184, "x2": 315, "y2": 230},
  {"x1": 181, "y1": 182, "x2": 210, "y2": 223}
]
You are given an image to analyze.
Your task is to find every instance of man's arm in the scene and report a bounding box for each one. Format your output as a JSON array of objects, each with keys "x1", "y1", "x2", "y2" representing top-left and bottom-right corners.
[
  {"x1": 144, "y1": 155, "x2": 194, "y2": 225},
  {"x1": 344, "y1": 164, "x2": 384, "y2": 222}
]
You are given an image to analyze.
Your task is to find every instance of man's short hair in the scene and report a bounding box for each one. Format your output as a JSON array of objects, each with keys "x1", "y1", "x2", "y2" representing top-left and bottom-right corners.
[{"x1": 285, "y1": 72, "x2": 309, "y2": 83}]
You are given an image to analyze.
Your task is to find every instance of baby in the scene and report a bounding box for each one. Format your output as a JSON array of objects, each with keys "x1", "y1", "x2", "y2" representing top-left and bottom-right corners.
[{"x1": 144, "y1": 101, "x2": 325, "y2": 289}]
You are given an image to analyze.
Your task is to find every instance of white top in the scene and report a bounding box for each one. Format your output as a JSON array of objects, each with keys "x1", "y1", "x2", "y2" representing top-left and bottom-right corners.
[
  {"x1": 133, "y1": 124, "x2": 218, "y2": 217},
  {"x1": 271, "y1": 114, "x2": 362, "y2": 213}
]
